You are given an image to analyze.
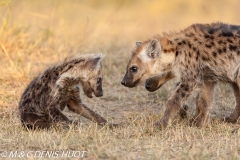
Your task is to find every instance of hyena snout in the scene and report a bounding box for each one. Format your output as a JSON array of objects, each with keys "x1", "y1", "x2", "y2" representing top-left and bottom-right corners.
[
  {"x1": 93, "y1": 78, "x2": 103, "y2": 97},
  {"x1": 121, "y1": 73, "x2": 140, "y2": 88},
  {"x1": 94, "y1": 85, "x2": 103, "y2": 97},
  {"x1": 121, "y1": 77, "x2": 126, "y2": 86},
  {"x1": 145, "y1": 79, "x2": 151, "y2": 90}
]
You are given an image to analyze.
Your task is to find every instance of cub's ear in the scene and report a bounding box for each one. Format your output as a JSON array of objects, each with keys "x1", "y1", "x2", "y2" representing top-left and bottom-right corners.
[
  {"x1": 136, "y1": 42, "x2": 143, "y2": 47},
  {"x1": 147, "y1": 39, "x2": 161, "y2": 59},
  {"x1": 86, "y1": 54, "x2": 105, "y2": 69}
]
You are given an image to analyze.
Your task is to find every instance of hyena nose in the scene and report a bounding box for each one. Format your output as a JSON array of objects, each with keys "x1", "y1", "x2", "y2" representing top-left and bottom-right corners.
[
  {"x1": 145, "y1": 80, "x2": 151, "y2": 90},
  {"x1": 121, "y1": 79, "x2": 126, "y2": 86}
]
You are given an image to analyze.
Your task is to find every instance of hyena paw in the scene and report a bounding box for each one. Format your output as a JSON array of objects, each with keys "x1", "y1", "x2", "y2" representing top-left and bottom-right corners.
[
  {"x1": 107, "y1": 123, "x2": 119, "y2": 129},
  {"x1": 223, "y1": 117, "x2": 238, "y2": 124}
]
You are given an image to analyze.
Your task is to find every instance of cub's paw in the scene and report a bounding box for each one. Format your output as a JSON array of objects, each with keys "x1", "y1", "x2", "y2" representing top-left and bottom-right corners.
[
  {"x1": 222, "y1": 117, "x2": 238, "y2": 124},
  {"x1": 108, "y1": 123, "x2": 119, "y2": 129}
]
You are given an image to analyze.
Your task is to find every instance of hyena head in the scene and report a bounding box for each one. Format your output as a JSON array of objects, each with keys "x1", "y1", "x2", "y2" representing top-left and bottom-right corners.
[
  {"x1": 121, "y1": 38, "x2": 175, "y2": 88},
  {"x1": 81, "y1": 54, "x2": 105, "y2": 98},
  {"x1": 60, "y1": 54, "x2": 105, "y2": 98}
]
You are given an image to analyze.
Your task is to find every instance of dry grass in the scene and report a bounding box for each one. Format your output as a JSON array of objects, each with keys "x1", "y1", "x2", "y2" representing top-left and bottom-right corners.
[{"x1": 1, "y1": 0, "x2": 240, "y2": 159}]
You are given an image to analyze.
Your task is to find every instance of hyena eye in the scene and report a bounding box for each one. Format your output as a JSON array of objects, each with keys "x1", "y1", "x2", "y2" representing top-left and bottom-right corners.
[
  {"x1": 130, "y1": 66, "x2": 138, "y2": 73},
  {"x1": 97, "y1": 77, "x2": 102, "y2": 84}
]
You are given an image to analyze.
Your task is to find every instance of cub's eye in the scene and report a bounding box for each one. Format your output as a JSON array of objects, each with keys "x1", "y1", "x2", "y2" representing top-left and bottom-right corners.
[
  {"x1": 97, "y1": 77, "x2": 102, "y2": 84},
  {"x1": 130, "y1": 66, "x2": 138, "y2": 73}
]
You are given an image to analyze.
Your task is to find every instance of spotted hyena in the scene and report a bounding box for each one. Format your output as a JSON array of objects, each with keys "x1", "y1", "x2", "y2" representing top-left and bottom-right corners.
[
  {"x1": 121, "y1": 22, "x2": 240, "y2": 129},
  {"x1": 19, "y1": 54, "x2": 115, "y2": 129}
]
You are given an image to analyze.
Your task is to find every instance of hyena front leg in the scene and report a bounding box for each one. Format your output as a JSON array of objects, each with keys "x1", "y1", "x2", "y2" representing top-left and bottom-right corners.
[
  {"x1": 192, "y1": 82, "x2": 216, "y2": 127},
  {"x1": 145, "y1": 78, "x2": 189, "y2": 119},
  {"x1": 156, "y1": 81, "x2": 199, "y2": 129},
  {"x1": 67, "y1": 100, "x2": 107, "y2": 126},
  {"x1": 225, "y1": 83, "x2": 240, "y2": 123},
  {"x1": 174, "y1": 82, "x2": 189, "y2": 119}
]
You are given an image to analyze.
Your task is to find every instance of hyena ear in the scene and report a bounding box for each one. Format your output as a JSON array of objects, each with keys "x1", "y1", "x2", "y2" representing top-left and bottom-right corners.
[
  {"x1": 147, "y1": 39, "x2": 161, "y2": 59},
  {"x1": 86, "y1": 54, "x2": 105, "y2": 70},
  {"x1": 136, "y1": 42, "x2": 143, "y2": 47}
]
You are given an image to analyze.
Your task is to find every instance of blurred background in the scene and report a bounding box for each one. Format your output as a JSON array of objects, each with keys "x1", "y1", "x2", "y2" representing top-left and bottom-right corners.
[{"x1": 0, "y1": 0, "x2": 240, "y2": 109}]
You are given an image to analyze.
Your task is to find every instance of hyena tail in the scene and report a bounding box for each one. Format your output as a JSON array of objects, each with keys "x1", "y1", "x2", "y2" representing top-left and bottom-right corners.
[{"x1": 21, "y1": 113, "x2": 51, "y2": 129}]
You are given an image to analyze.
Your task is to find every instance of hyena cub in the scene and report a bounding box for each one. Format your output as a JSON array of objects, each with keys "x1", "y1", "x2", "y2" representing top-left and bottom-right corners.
[
  {"x1": 122, "y1": 22, "x2": 240, "y2": 129},
  {"x1": 19, "y1": 54, "x2": 112, "y2": 129}
]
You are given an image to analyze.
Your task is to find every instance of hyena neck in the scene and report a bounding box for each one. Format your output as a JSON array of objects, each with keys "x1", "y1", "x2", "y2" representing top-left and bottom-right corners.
[
  {"x1": 154, "y1": 33, "x2": 186, "y2": 77},
  {"x1": 152, "y1": 36, "x2": 178, "y2": 74}
]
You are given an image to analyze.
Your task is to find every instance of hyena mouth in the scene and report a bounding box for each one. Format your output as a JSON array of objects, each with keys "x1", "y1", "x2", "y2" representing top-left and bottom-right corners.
[
  {"x1": 128, "y1": 78, "x2": 141, "y2": 88},
  {"x1": 85, "y1": 89, "x2": 94, "y2": 98}
]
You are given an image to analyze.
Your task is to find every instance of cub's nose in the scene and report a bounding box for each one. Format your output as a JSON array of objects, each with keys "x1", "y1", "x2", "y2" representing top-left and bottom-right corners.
[
  {"x1": 145, "y1": 80, "x2": 151, "y2": 90},
  {"x1": 121, "y1": 79, "x2": 126, "y2": 86}
]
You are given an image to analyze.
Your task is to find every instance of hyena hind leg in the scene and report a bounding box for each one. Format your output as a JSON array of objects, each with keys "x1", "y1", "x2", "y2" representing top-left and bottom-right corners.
[
  {"x1": 21, "y1": 113, "x2": 51, "y2": 129},
  {"x1": 224, "y1": 83, "x2": 240, "y2": 123},
  {"x1": 191, "y1": 82, "x2": 216, "y2": 127},
  {"x1": 48, "y1": 106, "x2": 72, "y2": 124}
]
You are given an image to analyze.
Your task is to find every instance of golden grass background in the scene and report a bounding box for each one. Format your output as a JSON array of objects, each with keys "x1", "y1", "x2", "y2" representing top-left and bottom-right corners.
[{"x1": 1, "y1": 0, "x2": 240, "y2": 159}]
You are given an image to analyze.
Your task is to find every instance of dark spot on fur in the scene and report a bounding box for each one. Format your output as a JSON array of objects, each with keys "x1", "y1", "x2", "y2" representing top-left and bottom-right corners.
[
  {"x1": 229, "y1": 45, "x2": 237, "y2": 51},
  {"x1": 23, "y1": 98, "x2": 31, "y2": 105},
  {"x1": 212, "y1": 52, "x2": 217, "y2": 57},
  {"x1": 227, "y1": 39, "x2": 233, "y2": 43},
  {"x1": 188, "y1": 42, "x2": 192, "y2": 49},
  {"x1": 193, "y1": 47, "x2": 197, "y2": 52},
  {"x1": 211, "y1": 41, "x2": 215, "y2": 46},
  {"x1": 218, "y1": 40, "x2": 223, "y2": 44},
  {"x1": 204, "y1": 35, "x2": 214, "y2": 40},
  {"x1": 202, "y1": 56, "x2": 208, "y2": 61},
  {"x1": 180, "y1": 84, "x2": 185, "y2": 88},
  {"x1": 196, "y1": 55, "x2": 199, "y2": 61},
  {"x1": 188, "y1": 52, "x2": 192, "y2": 58},
  {"x1": 237, "y1": 51, "x2": 240, "y2": 55},
  {"x1": 223, "y1": 47, "x2": 227, "y2": 52},
  {"x1": 222, "y1": 30, "x2": 233, "y2": 37},
  {"x1": 218, "y1": 48, "x2": 222, "y2": 54},
  {"x1": 178, "y1": 42, "x2": 182, "y2": 45},
  {"x1": 176, "y1": 51, "x2": 179, "y2": 57},
  {"x1": 208, "y1": 28, "x2": 217, "y2": 34},
  {"x1": 205, "y1": 44, "x2": 212, "y2": 49},
  {"x1": 181, "y1": 92, "x2": 186, "y2": 97},
  {"x1": 184, "y1": 86, "x2": 189, "y2": 91}
]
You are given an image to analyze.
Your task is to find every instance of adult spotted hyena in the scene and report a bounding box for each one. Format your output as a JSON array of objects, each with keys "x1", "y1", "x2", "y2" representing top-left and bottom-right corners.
[
  {"x1": 121, "y1": 22, "x2": 240, "y2": 129},
  {"x1": 19, "y1": 54, "x2": 113, "y2": 129}
]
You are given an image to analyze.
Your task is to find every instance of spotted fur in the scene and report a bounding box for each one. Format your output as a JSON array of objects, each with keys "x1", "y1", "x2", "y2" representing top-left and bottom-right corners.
[
  {"x1": 19, "y1": 54, "x2": 113, "y2": 129},
  {"x1": 122, "y1": 22, "x2": 240, "y2": 129}
]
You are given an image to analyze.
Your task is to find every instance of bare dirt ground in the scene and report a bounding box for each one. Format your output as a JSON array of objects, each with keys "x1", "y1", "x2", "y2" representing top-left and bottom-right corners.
[{"x1": 1, "y1": 0, "x2": 240, "y2": 159}]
